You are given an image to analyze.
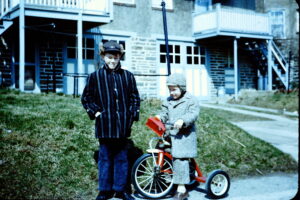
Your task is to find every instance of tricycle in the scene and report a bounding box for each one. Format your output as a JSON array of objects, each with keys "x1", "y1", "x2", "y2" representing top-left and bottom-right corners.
[{"x1": 131, "y1": 117, "x2": 230, "y2": 199}]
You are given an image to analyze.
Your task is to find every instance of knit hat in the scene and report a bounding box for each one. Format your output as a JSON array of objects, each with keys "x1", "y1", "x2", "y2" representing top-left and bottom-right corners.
[{"x1": 166, "y1": 73, "x2": 186, "y2": 91}]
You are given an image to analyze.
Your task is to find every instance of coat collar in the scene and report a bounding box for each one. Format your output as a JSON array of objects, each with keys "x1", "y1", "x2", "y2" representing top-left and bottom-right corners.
[{"x1": 168, "y1": 92, "x2": 192, "y2": 107}]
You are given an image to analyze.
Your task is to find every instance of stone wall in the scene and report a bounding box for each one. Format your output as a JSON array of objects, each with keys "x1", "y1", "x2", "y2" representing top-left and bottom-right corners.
[{"x1": 130, "y1": 37, "x2": 158, "y2": 99}]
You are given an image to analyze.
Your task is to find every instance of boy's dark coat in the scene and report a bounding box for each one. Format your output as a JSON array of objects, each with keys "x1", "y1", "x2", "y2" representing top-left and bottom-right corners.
[{"x1": 81, "y1": 64, "x2": 140, "y2": 138}]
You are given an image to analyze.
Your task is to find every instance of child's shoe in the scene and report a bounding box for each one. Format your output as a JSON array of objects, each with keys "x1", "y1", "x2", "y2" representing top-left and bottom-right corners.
[{"x1": 173, "y1": 191, "x2": 189, "y2": 200}]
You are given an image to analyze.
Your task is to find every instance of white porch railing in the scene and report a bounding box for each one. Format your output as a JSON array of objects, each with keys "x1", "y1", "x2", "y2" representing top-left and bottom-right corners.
[
  {"x1": 193, "y1": 3, "x2": 271, "y2": 37},
  {"x1": 1, "y1": 0, "x2": 110, "y2": 19}
]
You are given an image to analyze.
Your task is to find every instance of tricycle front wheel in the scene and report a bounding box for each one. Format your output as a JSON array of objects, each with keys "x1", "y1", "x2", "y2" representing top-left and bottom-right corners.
[
  {"x1": 205, "y1": 169, "x2": 230, "y2": 198},
  {"x1": 131, "y1": 153, "x2": 174, "y2": 199}
]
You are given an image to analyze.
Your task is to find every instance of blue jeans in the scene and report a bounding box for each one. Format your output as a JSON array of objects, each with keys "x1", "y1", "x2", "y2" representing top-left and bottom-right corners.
[{"x1": 98, "y1": 139, "x2": 129, "y2": 192}]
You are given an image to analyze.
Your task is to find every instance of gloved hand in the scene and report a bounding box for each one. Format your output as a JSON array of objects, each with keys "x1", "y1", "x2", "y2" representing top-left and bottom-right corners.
[
  {"x1": 154, "y1": 115, "x2": 161, "y2": 121},
  {"x1": 174, "y1": 119, "x2": 184, "y2": 129}
]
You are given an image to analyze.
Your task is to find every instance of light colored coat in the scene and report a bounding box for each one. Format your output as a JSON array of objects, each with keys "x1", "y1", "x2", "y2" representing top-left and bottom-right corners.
[{"x1": 159, "y1": 92, "x2": 200, "y2": 158}]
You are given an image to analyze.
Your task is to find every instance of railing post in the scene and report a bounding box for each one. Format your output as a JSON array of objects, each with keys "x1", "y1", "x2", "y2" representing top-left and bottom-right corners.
[
  {"x1": 216, "y1": 3, "x2": 221, "y2": 34},
  {"x1": 233, "y1": 37, "x2": 239, "y2": 101},
  {"x1": 267, "y1": 39, "x2": 273, "y2": 91},
  {"x1": 19, "y1": 0, "x2": 25, "y2": 91}
]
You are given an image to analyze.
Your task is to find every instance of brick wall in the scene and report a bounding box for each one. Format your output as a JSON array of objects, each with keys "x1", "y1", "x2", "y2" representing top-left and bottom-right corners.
[
  {"x1": 39, "y1": 39, "x2": 64, "y2": 93},
  {"x1": 206, "y1": 45, "x2": 228, "y2": 96},
  {"x1": 130, "y1": 37, "x2": 158, "y2": 99},
  {"x1": 206, "y1": 43, "x2": 258, "y2": 96},
  {"x1": 0, "y1": 45, "x2": 12, "y2": 87}
]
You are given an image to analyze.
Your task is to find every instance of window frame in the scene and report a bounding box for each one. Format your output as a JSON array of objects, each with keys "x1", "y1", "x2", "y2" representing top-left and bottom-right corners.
[
  {"x1": 66, "y1": 37, "x2": 95, "y2": 60},
  {"x1": 186, "y1": 45, "x2": 206, "y2": 66},
  {"x1": 159, "y1": 43, "x2": 181, "y2": 65}
]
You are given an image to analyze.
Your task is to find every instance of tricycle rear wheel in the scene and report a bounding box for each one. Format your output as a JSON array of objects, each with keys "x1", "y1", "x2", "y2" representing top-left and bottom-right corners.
[{"x1": 205, "y1": 169, "x2": 230, "y2": 198}]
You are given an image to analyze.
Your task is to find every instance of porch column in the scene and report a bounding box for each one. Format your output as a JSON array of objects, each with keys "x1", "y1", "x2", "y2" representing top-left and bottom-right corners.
[
  {"x1": 19, "y1": 0, "x2": 25, "y2": 91},
  {"x1": 267, "y1": 39, "x2": 272, "y2": 91},
  {"x1": 77, "y1": 11, "x2": 85, "y2": 95},
  {"x1": 233, "y1": 37, "x2": 238, "y2": 100}
]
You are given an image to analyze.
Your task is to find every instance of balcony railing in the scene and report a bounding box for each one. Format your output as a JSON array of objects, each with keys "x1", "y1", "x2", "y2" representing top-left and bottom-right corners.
[
  {"x1": 1, "y1": 0, "x2": 110, "y2": 19},
  {"x1": 193, "y1": 4, "x2": 271, "y2": 38}
]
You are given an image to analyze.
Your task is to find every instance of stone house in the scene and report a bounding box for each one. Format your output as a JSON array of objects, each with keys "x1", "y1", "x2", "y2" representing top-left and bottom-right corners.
[{"x1": 0, "y1": 0, "x2": 298, "y2": 100}]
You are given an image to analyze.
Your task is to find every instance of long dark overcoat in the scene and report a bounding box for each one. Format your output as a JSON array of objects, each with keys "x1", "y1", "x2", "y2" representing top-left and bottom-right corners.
[
  {"x1": 81, "y1": 64, "x2": 140, "y2": 138},
  {"x1": 159, "y1": 92, "x2": 200, "y2": 158}
]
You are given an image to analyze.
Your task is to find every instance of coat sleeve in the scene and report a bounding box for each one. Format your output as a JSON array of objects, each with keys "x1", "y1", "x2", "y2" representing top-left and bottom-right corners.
[
  {"x1": 81, "y1": 73, "x2": 101, "y2": 120},
  {"x1": 180, "y1": 97, "x2": 200, "y2": 127},
  {"x1": 129, "y1": 73, "x2": 140, "y2": 121}
]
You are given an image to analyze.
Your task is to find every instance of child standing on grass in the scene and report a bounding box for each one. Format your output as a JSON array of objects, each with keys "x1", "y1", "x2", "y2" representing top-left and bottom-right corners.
[{"x1": 155, "y1": 73, "x2": 200, "y2": 200}]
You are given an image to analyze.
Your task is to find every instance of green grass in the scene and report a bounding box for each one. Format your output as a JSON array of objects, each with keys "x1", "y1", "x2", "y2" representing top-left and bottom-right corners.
[
  {"x1": 228, "y1": 89, "x2": 299, "y2": 112},
  {"x1": 0, "y1": 89, "x2": 297, "y2": 199}
]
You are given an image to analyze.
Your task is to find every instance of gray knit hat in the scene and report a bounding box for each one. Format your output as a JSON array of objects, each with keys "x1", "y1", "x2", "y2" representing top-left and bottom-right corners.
[{"x1": 166, "y1": 73, "x2": 186, "y2": 91}]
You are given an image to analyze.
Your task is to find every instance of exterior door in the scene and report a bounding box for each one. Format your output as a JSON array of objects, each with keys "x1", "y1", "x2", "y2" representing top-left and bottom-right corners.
[{"x1": 157, "y1": 42, "x2": 209, "y2": 100}]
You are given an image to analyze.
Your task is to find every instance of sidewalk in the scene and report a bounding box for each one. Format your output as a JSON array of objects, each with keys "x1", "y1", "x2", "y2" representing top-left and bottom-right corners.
[{"x1": 200, "y1": 103, "x2": 299, "y2": 162}]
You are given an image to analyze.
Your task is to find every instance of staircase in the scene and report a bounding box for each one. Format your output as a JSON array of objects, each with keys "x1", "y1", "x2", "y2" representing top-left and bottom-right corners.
[
  {"x1": 0, "y1": 18, "x2": 13, "y2": 35},
  {"x1": 243, "y1": 40, "x2": 288, "y2": 89}
]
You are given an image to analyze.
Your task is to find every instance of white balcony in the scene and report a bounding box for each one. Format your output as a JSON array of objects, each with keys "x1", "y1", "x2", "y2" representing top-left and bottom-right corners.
[
  {"x1": 0, "y1": 0, "x2": 112, "y2": 22},
  {"x1": 193, "y1": 4, "x2": 272, "y2": 39}
]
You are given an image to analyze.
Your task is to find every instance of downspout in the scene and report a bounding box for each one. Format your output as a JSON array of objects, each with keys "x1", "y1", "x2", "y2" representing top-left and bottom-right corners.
[{"x1": 161, "y1": 0, "x2": 171, "y2": 75}]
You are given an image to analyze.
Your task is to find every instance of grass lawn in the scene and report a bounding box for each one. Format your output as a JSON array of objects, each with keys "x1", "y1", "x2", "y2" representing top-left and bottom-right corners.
[
  {"x1": 0, "y1": 89, "x2": 297, "y2": 199},
  {"x1": 227, "y1": 89, "x2": 299, "y2": 113}
]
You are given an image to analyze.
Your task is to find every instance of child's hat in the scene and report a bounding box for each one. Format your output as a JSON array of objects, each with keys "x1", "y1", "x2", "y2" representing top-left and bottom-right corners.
[
  {"x1": 166, "y1": 73, "x2": 186, "y2": 91},
  {"x1": 100, "y1": 40, "x2": 124, "y2": 55}
]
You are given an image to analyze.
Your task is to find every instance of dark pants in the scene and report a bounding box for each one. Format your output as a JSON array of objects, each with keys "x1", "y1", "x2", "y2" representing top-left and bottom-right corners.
[{"x1": 98, "y1": 139, "x2": 129, "y2": 192}]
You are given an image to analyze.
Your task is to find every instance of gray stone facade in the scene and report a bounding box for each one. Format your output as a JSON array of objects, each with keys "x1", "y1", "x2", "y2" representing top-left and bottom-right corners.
[{"x1": 130, "y1": 37, "x2": 158, "y2": 99}]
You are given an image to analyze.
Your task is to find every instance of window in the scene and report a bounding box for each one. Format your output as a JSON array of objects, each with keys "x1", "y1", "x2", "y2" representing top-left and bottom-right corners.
[
  {"x1": 270, "y1": 10, "x2": 285, "y2": 38},
  {"x1": 159, "y1": 44, "x2": 180, "y2": 64},
  {"x1": 186, "y1": 46, "x2": 205, "y2": 65},
  {"x1": 152, "y1": 0, "x2": 173, "y2": 10},
  {"x1": 67, "y1": 37, "x2": 95, "y2": 60},
  {"x1": 113, "y1": 0, "x2": 135, "y2": 5}
]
